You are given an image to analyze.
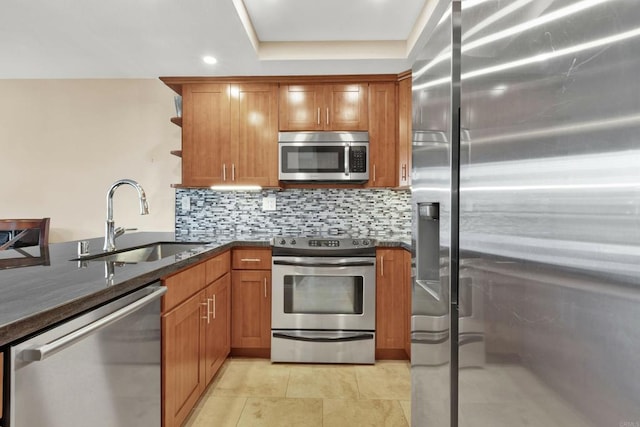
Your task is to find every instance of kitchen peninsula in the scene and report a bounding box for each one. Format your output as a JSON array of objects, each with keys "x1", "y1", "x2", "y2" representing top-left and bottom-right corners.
[{"x1": 0, "y1": 231, "x2": 409, "y2": 427}]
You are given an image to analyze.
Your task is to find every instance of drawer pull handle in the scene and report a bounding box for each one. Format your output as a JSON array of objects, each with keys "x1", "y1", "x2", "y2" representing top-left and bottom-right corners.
[
  {"x1": 201, "y1": 301, "x2": 210, "y2": 323},
  {"x1": 240, "y1": 258, "x2": 261, "y2": 262}
]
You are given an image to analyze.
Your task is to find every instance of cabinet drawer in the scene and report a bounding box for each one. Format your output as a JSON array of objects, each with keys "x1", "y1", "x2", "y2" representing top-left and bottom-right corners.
[
  {"x1": 205, "y1": 251, "x2": 230, "y2": 284},
  {"x1": 163, "y1": 262, "x2": 206, "y2": 313},
  {"x1": 232, "y1": 248, "x2": 272, "y2": 270}
]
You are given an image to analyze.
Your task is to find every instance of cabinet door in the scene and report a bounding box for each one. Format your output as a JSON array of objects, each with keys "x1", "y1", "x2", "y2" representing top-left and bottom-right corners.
[
  {"x1": 397, "y1": 76, "x2": 412, "y2": 187},
  {"x1": 231, "y1": 270, "x2": 271, "y2": 349},
  {"x1": 376, "y1": 248, "x2": 408, "y2": 358},
  {"x1": 203, "y1": 273, "x2": 231, "y2": 384},
  {"x1": 230, "y1": 83, "x2": 279, "y2": 186},
  {"x1": 182, "y1": 83, "x2": 231, "y2": 186},
  {"x1": 163, "y1": 291, "x2": 206, "y2": 427},
  {"x1": 279, "y1": 85, "x2": 324, "y2": 131},
  {"x1": 325, "y1": 84, "x2": 369, "y2": 130},
  {"x1": 367, "y1": 82, "x2": 398, "y2": 188}
]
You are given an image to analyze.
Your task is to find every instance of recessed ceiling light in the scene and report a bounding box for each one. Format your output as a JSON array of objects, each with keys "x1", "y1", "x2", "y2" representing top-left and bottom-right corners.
[{"x1": 202, "y1": 55, "x2": 218, "y2": 65}]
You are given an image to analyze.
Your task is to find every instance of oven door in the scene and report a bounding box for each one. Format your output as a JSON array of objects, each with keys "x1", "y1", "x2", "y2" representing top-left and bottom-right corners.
[
  {"x1": 278, "y1": 142, "x2": 349, "y2": 181},
  {"x1": 271, "y1": 256, "x2": 376, "y2": 331}
]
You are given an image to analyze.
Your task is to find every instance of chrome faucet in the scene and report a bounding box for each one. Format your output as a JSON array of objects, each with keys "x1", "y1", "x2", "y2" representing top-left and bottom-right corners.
[{"x1": 103, "y1": 179, "x2": 149, "y2": 251}]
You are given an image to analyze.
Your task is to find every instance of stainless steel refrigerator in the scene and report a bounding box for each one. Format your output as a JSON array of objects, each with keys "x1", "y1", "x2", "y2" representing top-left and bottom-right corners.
[{"x1": 411, "y1": 1, "x2": 640, "y2": 426}]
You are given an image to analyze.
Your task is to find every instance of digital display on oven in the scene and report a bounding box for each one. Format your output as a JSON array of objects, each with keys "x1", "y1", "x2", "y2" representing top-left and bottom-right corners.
[{"x1": 308, "y1": 239, "x2": 340, "y2": 247}]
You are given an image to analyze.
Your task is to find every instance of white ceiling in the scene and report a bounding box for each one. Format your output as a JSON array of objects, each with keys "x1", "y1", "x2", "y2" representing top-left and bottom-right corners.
[
  {"x1": 0, "y1": 0, "x2": 436, "y2": 79},
  {"x1": 243, "y1": 0, "x2": 427, "y2": 41}
]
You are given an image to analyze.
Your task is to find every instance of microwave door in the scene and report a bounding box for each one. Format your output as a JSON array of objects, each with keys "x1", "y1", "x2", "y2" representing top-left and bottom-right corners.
[{"x1": 279, "y1": 142, "x2": 348, "y2": 181}]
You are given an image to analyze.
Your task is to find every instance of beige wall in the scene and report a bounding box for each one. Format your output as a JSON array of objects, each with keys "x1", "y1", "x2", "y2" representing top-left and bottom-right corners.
[{"x1": 0, "y1": 79, "x2": 181, "y2": 242}]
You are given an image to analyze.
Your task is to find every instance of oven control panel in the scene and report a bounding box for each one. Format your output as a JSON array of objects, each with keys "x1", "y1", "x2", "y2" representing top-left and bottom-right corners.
[
  {"x1": 273, "y1": 237, "x2": 374, "y2": 250},
  {"x1": 309, "y1": 239, "x2": 340, "y2": 247}
]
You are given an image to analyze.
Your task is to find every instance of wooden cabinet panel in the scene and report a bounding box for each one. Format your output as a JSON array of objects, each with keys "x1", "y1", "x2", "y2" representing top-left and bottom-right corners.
[
  {"x1": 279, "y1": 83, "x2": 368, "y2": 131},
  {"x1": 376, "y1": 248, "x2": 410, "y2": 359},
  {"x1": 163, "y1": 262, "x2": 206, "y2": 313},
  {"x1": 205, "y1": 251, "x2": 230, "y2": 284},
  {"x1": 230, "y1": 84, "x2": 279, "y2": 186},
  {"x1": 279, "y1": 85, "x2": 324, "y2": 131},
  {"x1": 162, "y1": 291, "x2": 206, "y2": 427},
  {"x1": 231, "y1": 270, "x2": 271, "y2": 349},
  {"x1": 367, "y1": 82, "x2": 398, "y2": 188},
  {"x1": 325, "y1": 84, "x2": 368, "y2": 130},
  {"x1": 203, "y1": 273, "x2": 231, "y2": 384},
  {"x1": 162, "y1": 251, "x2": 231, "y2": 427},
  {"x1": 403, "y1": 249, "x2": 411, "y2": 358},
  {"x1": 182, "y1": 84, "x2": 231, "y2": 186},
  {"x1": 232, "y1": 248, "x2": 272, "y2": 270},
  {"x1": 398, "y1": 76, "x2": 412, "y2": 188}
]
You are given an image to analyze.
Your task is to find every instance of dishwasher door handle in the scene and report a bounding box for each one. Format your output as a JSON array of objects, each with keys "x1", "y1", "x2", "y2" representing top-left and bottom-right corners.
[{"x1": 22, "y1": 286, "x2": 167, "y2": 362}]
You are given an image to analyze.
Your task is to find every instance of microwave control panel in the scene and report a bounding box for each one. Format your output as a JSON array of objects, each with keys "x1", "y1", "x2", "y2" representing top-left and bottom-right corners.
[{"x1": 350, "y1": 146, "x2": 367, "y2": 173}]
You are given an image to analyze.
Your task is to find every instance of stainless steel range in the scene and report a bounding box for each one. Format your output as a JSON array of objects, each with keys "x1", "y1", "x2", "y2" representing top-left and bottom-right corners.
[{"x1": 271, "y1": 237, "x2": 376, "y2": 364}]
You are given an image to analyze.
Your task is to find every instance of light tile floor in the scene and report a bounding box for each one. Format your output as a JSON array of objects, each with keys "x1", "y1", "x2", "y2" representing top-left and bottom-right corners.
[{"x1": 184, "y1": 358, "x2": 411, "y2": 427}]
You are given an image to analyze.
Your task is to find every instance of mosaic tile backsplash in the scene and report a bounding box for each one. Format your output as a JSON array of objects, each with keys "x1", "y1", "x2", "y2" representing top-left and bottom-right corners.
[{"x1": 175, "y1": 188, "x2": 411, "y2": 239}]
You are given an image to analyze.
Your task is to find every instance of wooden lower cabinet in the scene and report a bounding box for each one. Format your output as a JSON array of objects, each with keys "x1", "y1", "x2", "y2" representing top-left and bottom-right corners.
[
  {"x1": 204, "y1": 274, "x2": 231, "y2": 384},
  {"x1": 163, "y1": 291, "x2": 206, "y2": 427},
  {"x1": 404, "y1": 249, "x2": 412, "y2": 358},
  {"x1": 376, "y1": 248, "x2": 411, "y2": 359},
  {"x1": 162, "y1": 252, "x2": 230, "y2": 427},
  {"x1": 231, "y1": 270, "x2": 271, "y2": 354}
]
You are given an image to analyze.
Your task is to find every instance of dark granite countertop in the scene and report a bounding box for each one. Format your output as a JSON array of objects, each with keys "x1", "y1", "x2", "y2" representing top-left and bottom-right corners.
[{"x1": 0, "y1": 232, "x2": 410, "y2": 347}]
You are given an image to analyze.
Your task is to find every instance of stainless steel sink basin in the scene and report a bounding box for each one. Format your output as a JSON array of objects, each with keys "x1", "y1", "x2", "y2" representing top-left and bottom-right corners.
[{"x1": 74, "y1": 242, "x2": 206, "y2": 263}]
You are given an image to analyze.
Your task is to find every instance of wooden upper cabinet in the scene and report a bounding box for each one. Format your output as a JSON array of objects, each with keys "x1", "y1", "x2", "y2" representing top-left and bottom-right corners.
[
  {"x1": 180, "y1": 82, "x2": 278, "y2": 187},
  {"x1": 397, "y1": 75, "x2": 412, "y2": 188},
  {"x1": 367, "y1": 82, "x2": 398, "y2": 188},
  {"x1": 325, "y1": 84, "x2": 368, "y2": 130},
  {"x1": 279, "y1": 85, "x2": 324, "y2": 131},
  {"x1": 230, "y1": 83, "x2": 279, "y2": 187},
  {"x1": 279, "y1": 84, "x2": 368, "y2": 131},
  {"x1": 182, "y1": 83, "x2": 231, "y2": 186}
]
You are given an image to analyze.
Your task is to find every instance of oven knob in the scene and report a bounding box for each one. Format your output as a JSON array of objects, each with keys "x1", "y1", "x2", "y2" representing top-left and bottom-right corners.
[
  {"x1": 279, "y1": 239, "x2": 286, "y2": 245},
  {"x1": 290, "y1": 239, "x2": 297, "y2": 245},
  {"x1": 352, "y1": 240, "x2": 359, "y2": 246},
  {"x1": 362, "y1": 240, "x2": 370, "y2": 246}
]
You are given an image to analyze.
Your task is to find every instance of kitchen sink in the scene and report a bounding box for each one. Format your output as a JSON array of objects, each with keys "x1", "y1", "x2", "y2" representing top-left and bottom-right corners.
[{"x1": 73, "y1": 242, "x2": 207, "y2": 263}]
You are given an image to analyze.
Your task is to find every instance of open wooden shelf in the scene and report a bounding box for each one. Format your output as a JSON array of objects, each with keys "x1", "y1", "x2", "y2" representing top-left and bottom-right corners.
[
  {"x1": 170, "y1": 150, "x2": 182, "y2": 158},
  {"x1": 170, "y1": 117, "x2": 182, "y2": 127}
]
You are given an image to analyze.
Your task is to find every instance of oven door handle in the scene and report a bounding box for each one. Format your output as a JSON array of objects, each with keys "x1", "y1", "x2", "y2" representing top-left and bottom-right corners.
[
  {"x1": 273, "y1": 332, "x2": 374, "y2": 343},
  {"x1": 273, "y1": 260, "x2": 374, "y2": 268}
]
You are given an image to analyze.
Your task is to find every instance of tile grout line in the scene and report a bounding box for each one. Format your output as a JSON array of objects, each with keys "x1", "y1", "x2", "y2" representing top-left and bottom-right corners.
[{"x1": 234, "y1": 397, "x2": 249, "y2": 427}]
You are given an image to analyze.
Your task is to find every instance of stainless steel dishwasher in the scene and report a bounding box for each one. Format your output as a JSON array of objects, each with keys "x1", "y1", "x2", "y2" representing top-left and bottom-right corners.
[{"x1": 8, "y1": 283, "x2": 166, "y2": 427}]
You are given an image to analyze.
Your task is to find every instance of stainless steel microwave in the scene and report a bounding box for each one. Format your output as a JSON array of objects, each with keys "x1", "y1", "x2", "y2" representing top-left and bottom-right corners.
[{"x1": 278, "y1": 131, "x2": 369, "y2": 182}]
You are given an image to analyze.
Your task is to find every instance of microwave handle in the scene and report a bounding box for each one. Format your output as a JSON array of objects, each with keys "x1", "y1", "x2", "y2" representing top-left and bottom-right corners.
[{"x1": 344, "y1": 144, "x2": 350, "y2": 176}]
